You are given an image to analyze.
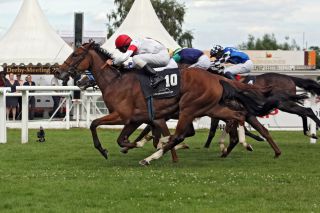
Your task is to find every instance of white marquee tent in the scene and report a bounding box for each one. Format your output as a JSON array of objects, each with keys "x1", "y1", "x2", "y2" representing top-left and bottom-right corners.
[
  {"x1": 0, "y1": 0, "x2": 72, "y2": 65},
  {"x1": 102, "y1": 0, "x2": 180, "y2": 52}
]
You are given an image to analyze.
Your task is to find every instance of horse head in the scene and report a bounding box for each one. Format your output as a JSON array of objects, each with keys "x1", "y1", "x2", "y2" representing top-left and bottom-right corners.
[
  {"x1": 55, "y1": 41, "x2": 96, "y2": 81},
  {"x1": 76, "y1": 75, "x2": 97, "y2": 90}
]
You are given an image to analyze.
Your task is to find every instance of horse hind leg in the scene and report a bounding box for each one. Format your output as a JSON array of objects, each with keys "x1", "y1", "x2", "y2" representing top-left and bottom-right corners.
[
  {"x1": 279, "y1": 101, "x2": 319, "y2": 139},
  {"x1": 152, "y1": 119, "x2": 181, "y2": 163},
  {"x1": 140, "y1": 112, "x2": 195, "y2": 166}
]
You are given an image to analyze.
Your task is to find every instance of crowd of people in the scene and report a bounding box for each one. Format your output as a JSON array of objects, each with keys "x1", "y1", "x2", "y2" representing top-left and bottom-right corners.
[
  {"x1": 2, "y1": 73, "x2": 36, "y2": 120},
  {"x1": 0, "y1": 73, "x2": 64, "y2": 120}
]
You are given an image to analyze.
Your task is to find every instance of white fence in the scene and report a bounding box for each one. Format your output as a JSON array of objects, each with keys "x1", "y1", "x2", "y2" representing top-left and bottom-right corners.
[{"x1": 0, "y1": 86, "x2": 106, "y2": 143}]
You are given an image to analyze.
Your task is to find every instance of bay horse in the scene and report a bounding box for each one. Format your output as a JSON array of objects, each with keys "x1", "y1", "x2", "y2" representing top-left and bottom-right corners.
[
  {"x1": 54, "y1": 41, "x2": 302, "y2": 164},
  {"x1": 203, "y1": 72, "x2": 320, "y2": 151}
]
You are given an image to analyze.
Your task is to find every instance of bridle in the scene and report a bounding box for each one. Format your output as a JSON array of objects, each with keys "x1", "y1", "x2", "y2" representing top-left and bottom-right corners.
[{"x1": 63, "y1": 42, "x2": 94, "y2": 78}]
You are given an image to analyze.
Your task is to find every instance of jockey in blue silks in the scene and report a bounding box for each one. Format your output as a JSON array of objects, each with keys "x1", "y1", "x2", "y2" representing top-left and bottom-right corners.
[
  {"x1": 172, "y1": 48, "x2": 211, "y2": 70},
  {"x1": 210, "y1": 45, "x2": 253, "y2": 80}
]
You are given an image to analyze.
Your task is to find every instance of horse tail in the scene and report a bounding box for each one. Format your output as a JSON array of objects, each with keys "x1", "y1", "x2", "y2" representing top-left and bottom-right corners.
[
  {"x1": 220, "y1": 80, "x2": 308, "y2": 116},
  {"x1": 289, "y1": 76, "x2": 320, "y2": 95}
]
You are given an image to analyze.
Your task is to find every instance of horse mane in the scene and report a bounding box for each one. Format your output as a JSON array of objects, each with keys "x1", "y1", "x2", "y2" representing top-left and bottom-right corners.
[{"x1": 87, "y1": 42, "x2": 113, "y2": 61}]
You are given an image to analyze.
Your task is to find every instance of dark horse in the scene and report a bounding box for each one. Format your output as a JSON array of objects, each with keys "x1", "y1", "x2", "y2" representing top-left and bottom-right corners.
[
  {"x1": 203, "y1": 72, "x2": 320, "y2": 150},
  {"x1": 54, "y1": 41, "x2": 303, "y2": 164}
]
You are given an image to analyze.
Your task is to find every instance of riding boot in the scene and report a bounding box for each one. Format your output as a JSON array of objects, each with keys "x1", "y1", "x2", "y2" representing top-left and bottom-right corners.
[
  {"x1": 224, "y1": 71, "x2": 235, "y2": 80},
  {"x1": 143, "y1": 64, "x2": 165, "y2": 88}
]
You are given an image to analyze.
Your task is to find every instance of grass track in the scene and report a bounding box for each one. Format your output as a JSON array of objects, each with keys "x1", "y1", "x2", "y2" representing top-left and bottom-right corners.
[{"x1": 1, "y1": 129, "x2": 320, "y2": 213}]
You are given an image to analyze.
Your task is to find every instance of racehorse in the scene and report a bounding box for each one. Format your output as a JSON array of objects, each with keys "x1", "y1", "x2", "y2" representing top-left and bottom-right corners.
[
  {"x1": 54, "y1": 41, "x2": 303, "y2": 164},
  {"x1": 77, "y1": 67, "x2": 267, "y2": 155},
  {"x1": 203, "y1": 72, "x2": 320, "y2": 150}
]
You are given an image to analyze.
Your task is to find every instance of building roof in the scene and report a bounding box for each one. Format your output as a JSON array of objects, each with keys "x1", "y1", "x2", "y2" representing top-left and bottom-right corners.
[
  {"x1": 102, "y1": 0, "x2": 180, "y2": 53},
  {"x1": 0, "y1": 0, "x2": 72, "y2": 65}
]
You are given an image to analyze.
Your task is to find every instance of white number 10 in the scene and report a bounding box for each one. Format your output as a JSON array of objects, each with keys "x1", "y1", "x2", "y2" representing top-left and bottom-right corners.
[{"x1": 165, "y1": 74, "x2": 178, "y2": 87}]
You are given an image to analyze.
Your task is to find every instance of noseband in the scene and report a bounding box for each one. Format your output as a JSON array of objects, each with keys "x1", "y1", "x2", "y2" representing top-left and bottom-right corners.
[{"x1": 63, "y1": 44, "x2": 92, "y2": 78}]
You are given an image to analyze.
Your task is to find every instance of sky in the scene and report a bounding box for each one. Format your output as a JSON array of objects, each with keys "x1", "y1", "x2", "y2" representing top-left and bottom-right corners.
[{"x1": 0, "y1": 0, "x2": 319, "y2": 49}]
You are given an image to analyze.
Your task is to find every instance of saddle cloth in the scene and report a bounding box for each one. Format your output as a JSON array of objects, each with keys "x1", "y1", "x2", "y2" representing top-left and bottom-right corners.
[{"x1": 136, "y1": 68, "x2": 180, "y2": 99}]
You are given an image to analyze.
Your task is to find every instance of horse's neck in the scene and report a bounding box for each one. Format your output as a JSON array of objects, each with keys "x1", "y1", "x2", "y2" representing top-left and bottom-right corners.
[
  {"x1": 90, "y1": 52, "x2": 117, "y2": 85},
  {"x1": 89, "y1": 52, "x2": 126, "y2": 105}
]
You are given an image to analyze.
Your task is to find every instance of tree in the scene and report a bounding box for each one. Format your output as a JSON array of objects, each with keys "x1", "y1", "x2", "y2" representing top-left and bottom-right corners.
[
  {"x1": 239, "y1": 34, "x2": 300, "y2": 50},
  {"x1": 106, "y1": 0, "x2": 193, "y2": 47}
]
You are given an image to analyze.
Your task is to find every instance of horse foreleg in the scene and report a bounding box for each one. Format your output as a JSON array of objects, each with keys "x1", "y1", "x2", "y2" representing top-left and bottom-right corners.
[
  {"x1": 218, "y1": 128, "x2": 228, "y2": 154},
  {"x1": 246, "y1": 115, "x2": 281, "y2": 158},
  {"x1": 204, "y1": 118, "x2": 219, "y2": 148},
  {"x1": 140, "y1": 112, "x2": 195, "y2": 165},
  {"x1": 221, "y1": 126, "x2": 239, "y2": 157},
  {"x1": 244, "y1": 126, "x2": 265, "y2": 142},
  {"x1": 238, "y1": 125, "x2": 253, "y2": 152},
  {"x1": 134, "y1": 124, "x2": 152, "y2": 145},
  {"x1": 154, "y1": 119, "x2": 180, "y2": 163},
  {"x1": 301, "y1": 116, "x2": 310, "y2": 137},
  {"x1": 90, "y1": 112, "x2": 123, "y2": 159},
  {"x1": 117, "y1": 122, "x2": 141, "y2": 148}
]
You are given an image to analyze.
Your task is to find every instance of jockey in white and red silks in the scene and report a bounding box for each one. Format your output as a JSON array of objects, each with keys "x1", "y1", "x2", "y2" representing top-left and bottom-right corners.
[{"x1": 106, "y1": 34, "x2": 170, "y2": 88}]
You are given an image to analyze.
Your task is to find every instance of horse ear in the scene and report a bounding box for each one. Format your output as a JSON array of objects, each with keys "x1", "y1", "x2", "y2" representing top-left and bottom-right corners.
[{"x1": 89, "y1": 38, "x2": 95, "y2": 44}]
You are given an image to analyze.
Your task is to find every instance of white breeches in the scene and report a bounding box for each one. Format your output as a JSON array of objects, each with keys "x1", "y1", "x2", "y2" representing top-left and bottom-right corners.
[
  {"x1": 224, "y1": 60, "x2": 253, "y2": 75},
  {"x1": 190, "y1": 55, "x2": 211, "y2": 70},
  {"x1": 132, "y1": 49, "x2": 170, "y2": 68}
]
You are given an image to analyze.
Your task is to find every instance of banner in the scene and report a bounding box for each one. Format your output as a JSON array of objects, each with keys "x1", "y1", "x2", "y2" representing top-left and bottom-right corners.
[{"x1": 4, "y1": 65, "x2": 59, "y2": 75}]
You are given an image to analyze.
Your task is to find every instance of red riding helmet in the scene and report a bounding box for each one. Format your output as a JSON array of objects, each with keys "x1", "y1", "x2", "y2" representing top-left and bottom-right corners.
[{"x1": 115, "y1": 34, "x2": 132, "y2": 51}]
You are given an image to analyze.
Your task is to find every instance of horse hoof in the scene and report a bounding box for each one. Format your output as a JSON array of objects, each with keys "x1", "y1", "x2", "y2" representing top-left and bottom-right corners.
[
  {"x1": 246, "y1": 144, "x2": 254, "y2": 152},
  {"x1": 120, "y1": 147, "x2": 129, "y2": 154},
  {"x1": 274, "y1": 152, "x2": 281, "y2": 158},
  {"x1": 182, "y1": 144, "x2": 190, "y2": 149},
  {"x1": 102, "y1": 149, "x2": 108, "y2": 160},
  {"x1": 220, "y1": 152, "x2": 227, "y2": 158},
  {"x1": 139, "y1": 160, "x2": 150, "y2": 166},
  {"x1": 311, "y1": 134, "x2": 318, "y2": 139}
]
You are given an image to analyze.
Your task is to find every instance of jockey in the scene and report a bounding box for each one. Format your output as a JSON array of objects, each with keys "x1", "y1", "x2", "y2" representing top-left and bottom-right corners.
[
  {"x1": 172, "y1": 48, "x2": 211, "y2": 70},
  {"x1": 210, "y1": 45, "x2": 253, "y2": 80},
  {"x1": 106, "y1": 34, "x2": 170, "y2": 88}
]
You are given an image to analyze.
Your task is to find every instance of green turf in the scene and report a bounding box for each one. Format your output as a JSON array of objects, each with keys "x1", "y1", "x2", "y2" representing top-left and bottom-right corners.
[{"x1": 0, "y1": 129, "x2": 319, "y2": 213}]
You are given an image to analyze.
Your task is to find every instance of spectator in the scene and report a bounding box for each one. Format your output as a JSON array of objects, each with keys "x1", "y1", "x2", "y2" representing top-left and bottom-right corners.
[
  {"x1": 5, "y1": 72, "x2": 19, "y2": 121},
  {"x1": 0, "y1": 66, "x2": 5, "y2": 87},
  {"x1": 16, "y1": 74, "x2": 24, "y2": 119},
  {"x1": 23, "y1": 75, "x2": 36, "y2": 120},
  {"x1": 16, "y1": 74, "x2": 24, "y2": 86},
  {"x1": 50, "y1": 75, "x2": 62, "y2": 117}
]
